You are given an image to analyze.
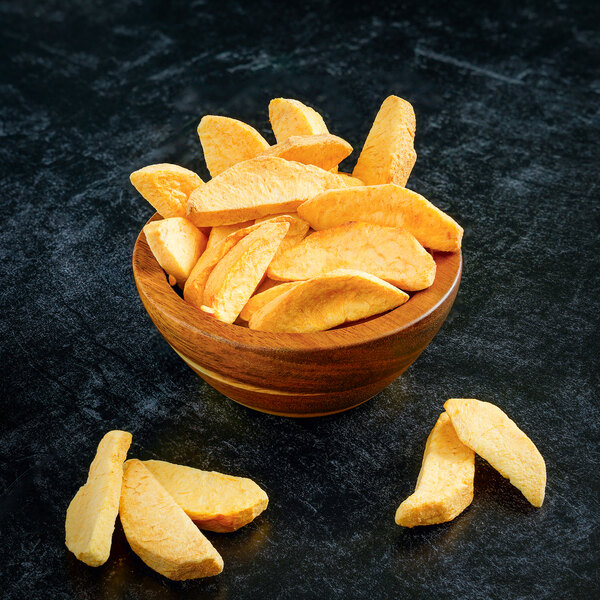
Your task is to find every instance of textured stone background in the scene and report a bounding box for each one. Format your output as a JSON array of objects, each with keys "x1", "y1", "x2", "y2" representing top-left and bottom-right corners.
[{"x1": 0, "y1": 1, "x2": 598, "y2": 598}]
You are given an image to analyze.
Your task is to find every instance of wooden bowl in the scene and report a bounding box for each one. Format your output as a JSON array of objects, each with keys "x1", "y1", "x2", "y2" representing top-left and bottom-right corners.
[{"x1": 133, "y1": 215, "x2": 461, "y2": 417}]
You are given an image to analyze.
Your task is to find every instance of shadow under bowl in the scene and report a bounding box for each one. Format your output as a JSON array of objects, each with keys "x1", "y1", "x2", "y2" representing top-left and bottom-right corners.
[{"x1": 133, "y1": 215, "x2": 462, "y2": 417}]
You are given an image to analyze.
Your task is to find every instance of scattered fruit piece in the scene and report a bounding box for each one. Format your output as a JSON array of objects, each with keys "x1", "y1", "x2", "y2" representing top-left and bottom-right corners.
[
  {"x1": 269, "y1": 98, "x2": 329, "y2": 143},
  {"x1": 65, "y1": 430, "x2": 132, "y2": 566}
]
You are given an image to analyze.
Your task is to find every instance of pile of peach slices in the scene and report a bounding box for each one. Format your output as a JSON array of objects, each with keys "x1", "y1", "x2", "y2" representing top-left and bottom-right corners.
[{"x1": 130, "y1": 96, "x2": 463, "y2": 332}]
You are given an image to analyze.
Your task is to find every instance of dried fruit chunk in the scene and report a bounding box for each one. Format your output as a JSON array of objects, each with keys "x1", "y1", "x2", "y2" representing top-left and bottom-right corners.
[
  {"x1": 298, "y1": 184, "x2": 463, "y2": 252},
  {"x1": 444, "y1": 399, "x2": 546, "y2": 507},
  {"x1": 249, "y1": 269, "x2": 408, "y2": 333},
  {"x1": 130, "y1": 164, "x2": 203, "y2": 218},
  {"x1": 239, "y1": 281, "x2": 300, "y2": 322},
  {"x1": 186, "y1": 156, "x2": 357, "y2": 227},
  {"x1": 259, "y1": 134, "x2": 352, "y2": 171},
  {"x1": 143, "y1": 460, "x2": 269, "y2": 532},
  {"x1": 205, "y1": 221, "x2": 254, "y2": 253},
  {"x1": 203, "y1": 221, "x2": 290, "y2": 323},
  {"x1": 65, "y1": 430, "x2": 132, "y2": 566},
  {"x1": 254, "y1": 213, "x2": 310, "y2": 258},
  {"x1": 352, "y1": 96, "x2": 416, "y2": 186},
  {"x1": 143, "y1": 217, "x2": 207, "y2": 286},
  {"x1": 198, "y1": 116, "x2": 270, "y2": 177},
  {"x1": 267, "y1": 221, "x2": 436, "y2": 291},
  {"x1": 395, "y1": 413, "x2": 474, "y2": 527},
  {"x1": 183, "y1": 216, "x2": 294, "y2": 309},
  {"x1": 269, "y1": 98, "x2": 329, "y2": 143},
  {"x1": 119, "y1": 460, "x2": 223, "y2": 580}
]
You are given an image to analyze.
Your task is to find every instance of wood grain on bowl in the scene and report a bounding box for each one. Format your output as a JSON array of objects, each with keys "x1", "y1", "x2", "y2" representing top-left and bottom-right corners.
[{"x1": 133, "y1": 214, "x2": 461, "y2": 417}]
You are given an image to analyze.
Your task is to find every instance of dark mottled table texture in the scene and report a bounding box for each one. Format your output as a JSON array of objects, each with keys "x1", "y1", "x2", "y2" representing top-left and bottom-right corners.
[{"x1": 1, "y1": 1, "x2": 598, "y2": 598}]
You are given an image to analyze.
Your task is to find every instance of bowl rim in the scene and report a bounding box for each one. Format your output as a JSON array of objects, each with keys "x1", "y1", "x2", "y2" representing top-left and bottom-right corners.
[{"x1": 133, "y1": 214, "x2": 462, "y2": 352}]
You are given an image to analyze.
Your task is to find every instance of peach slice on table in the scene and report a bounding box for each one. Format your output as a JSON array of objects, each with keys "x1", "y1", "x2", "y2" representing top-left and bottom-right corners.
[
  {"x1": 186, "y1": 156, "x2": 359, "y2": 227},
  {"x1": 268, "y1": 97, "x2": 329, "y2": 143},
  {"x1": 205, "y1": 220, "x2": 255, "y2": 253},
  {"x1": 444, "y1": 399, "x2": 546, "y2": 507},
  {"x1": 352, "y1": 95, "x2": 417, "y2": 187},
  {"x1": 267, "y1": 221, "x2": 436, "y2": 291},
  {"x1": 259, "y1": 134, "x2": 352, "y2": 171},
  {"x1": 298, "y1": 184, "x2": 463, "y2": 252},
  {"x1": 198, "y1": 115, "x2": 270, "y2": 177},
  {"x1": 249, "y1": 269, "x2": 409, "y2": 333},
  {"x1": 395, "y1": 412, "x2": 474, "y2": 527},
  {"x1": 65, "y1": 430, "x2": 132, "y2": 566},
  {"x1": 143, "y1": 460, "x2": 269, "y2": 533},
  {"x1": 183, "y1": 216, "x2": 295, "y2": 309},
  {"x1": 130, "y1": 163, "x2": 203, "y2": 218},
  {"x1": 143, "y1": 217, "x2": 207, "y2": 287},
  {"x1": 119, "y1": 460, "x2": 223, "y2": 581},
  {"x1": 202, "y1": 220, "x2": 290, "y2": 323}
]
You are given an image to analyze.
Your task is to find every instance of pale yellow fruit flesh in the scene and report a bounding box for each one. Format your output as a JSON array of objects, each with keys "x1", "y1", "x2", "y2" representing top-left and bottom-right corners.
[
  {"x1": 298, "y1": 184, "x2": 463, "y2": 252},
  {"x1": 239, "y1": 281, "x2": 300, "y2": 322},
  {"x1": 249, "y1": 269, "x2": 409, "y2": 333},
  {"x1": 395, "y1": 412, "x2": 474, "y2": 527},
  {"x1": 186, "y1": 156, "x2": 358, "y2": 227},
  {"x1": 267, "y1": 221, "x2": 436, "y2": 291},
  {"x1": 130, "y1": 163, "x2": 203, "y2": 218},
  {"x1": 65, "y1": 430, "x2": 132, "y2": 566},
  {"x1": 205, "y1": 220, "x2": 255, "y2": 253},
  {"x1": 444, "y1": 399, "x2": 546, "y2": 507},
  {"x1": 143, "y1": 217, "x2": 207, "y2": 286},
  {"x1": 119, "y1": 460, "x2": 223, "y2": 580},
  {"x1": 198, "y1": 115, "x2": 270, "y2": 177},
  {"x1": 143, "y1": 460, "x2": 269, "y2": 532},
  {"x1": 268, "y1": 98, "x2": 329, "y2": 143},
  {"x1": 203, "y1": 221, "x2": 290, "y2": 323},
  {"x1": 352, "y1": 95, "x2": 416, "y2": 186}
]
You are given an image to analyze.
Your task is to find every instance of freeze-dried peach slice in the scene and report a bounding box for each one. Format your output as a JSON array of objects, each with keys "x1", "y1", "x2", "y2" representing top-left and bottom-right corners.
[
  {"x1": 395, "y1": 412, "x2": 474, "y2": 527},
  {"x1": 202, "y1": 221, "x2": 290, "y2": 323},
  {"x1": 298, "y1": 184, "x2": 463, "y2": 252},
  {"x1": 130, "y1": 164, "x2": 203, "y2": 218},
  {"x1": 249, "y1": 269, "x2": 408, "y2": 333},
  {"x1": 352, "y1": 95, "x2": 416, "y2": 186},
  {"x1": 267, "y1": 221, "x2": 436, "y2": 291},
  {"x1": 143, "y1": 217, "x2": 207, "y2": 286},
  {"x1": 269, "y1": 98, "x2": 329, "y2": 143},
  {"x1": 183, "y1": 216, "x2": 294, "y2": 309},
  {"x1": 186, "y1": 156, "x2": 358, "y2": 227},
  {"x1": 120, "y1": 460, "x2": 223, "y2": 580},
  {"x1": 65, "y1": 431, "x2": 132, "y2": 566},
  {"x1": 444, "y1": 399, "x2": 546, "y2": 507},
  {"x1": 198, "y1": 115, "x2": 270, "y2": 177},
  {"x1": 205, "y1": 220, "x2": 255, "y2": 253},
  {"x1": 259, "y1": 134, "x2": 352, "y2": 171},
  {"x1": 143, "y1": 460, "x2": 268, "y2": 533},
  {"x1": 239, "y1": 281, "x2": 300, "y2": 322},
  {"x1": 254, "y1": 213, "x2": 310, "y2": 259}
]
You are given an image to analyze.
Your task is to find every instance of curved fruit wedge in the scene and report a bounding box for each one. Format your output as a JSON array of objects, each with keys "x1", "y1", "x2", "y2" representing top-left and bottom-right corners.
[
  {"x1": 143, "y1": 460, "x2": 269, "y2": 532},
  {"x1": 352, "y1": 95, "x2": 416, "y2": 186},
  {"x1": 203, "y1": 220, "x2": 290, "y2": 323},
  {"x1": 260, "y1": 134, "x2": 352, "y2": 171},
  {"x1": 395, "y1": 413, "x2": 474, "y2": 527},
  {"x1": 249, "y1": 269, "x2": 408, "y2": 333},
  {"x1": 130, "y1": 164, "x2": 203, "y2": 218},
  {"x1": 298, "y1": 184, "x2": 463, "y2": 252},
  {"x1": 444, "y1": 399, "x2": 546, "y2": 507},
  {"x1": 143, "y1": 217, "x2": 207, "y2": 287},
  {"x1": 186, "y1": 156, "x2": 357, "y2": 227},
  {"x1": 198, "y1": 116, "x2": 270, "y2": 177},
  {"x1": 120, "y1": 460, "x2": 223, "y2": 580},
  {"x1": 269, "y1": 98, "x2": 329, "y2": 142},
  {"x1": 205, "y1": 220, "x2": 255, "y2": 253},
  {"x1": 267, "y1": 221, "x2": 436, "y2": 291},
  {"x1": 65, "y1": 430, "x2": 132, "y2": 566},
  {"x1": 239, "y1": 281, "x2": 300, "y2": 322}
]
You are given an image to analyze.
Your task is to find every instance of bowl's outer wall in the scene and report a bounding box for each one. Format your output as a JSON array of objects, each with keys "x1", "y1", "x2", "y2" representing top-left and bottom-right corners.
[{"x1": 133, "y1": 220, "x2": 461, "y2": 414}]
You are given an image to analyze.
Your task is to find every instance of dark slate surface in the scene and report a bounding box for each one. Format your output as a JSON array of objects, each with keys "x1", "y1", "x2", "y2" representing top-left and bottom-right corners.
[{"x1": 1, "y1": 1, "x2": 598, "y2": 598}]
